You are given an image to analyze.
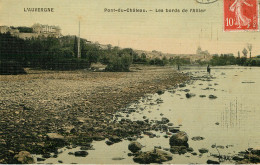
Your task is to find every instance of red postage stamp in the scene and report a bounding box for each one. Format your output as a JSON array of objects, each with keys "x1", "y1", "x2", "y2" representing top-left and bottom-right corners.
[{"x1": 224, "y1": 0, "x2": 259, "y2": 31}]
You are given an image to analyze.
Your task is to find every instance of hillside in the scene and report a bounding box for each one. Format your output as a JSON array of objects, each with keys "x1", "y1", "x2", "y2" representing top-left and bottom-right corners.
[{"x1": 134, "y1": 49, "x2": 212, "y2": 62}]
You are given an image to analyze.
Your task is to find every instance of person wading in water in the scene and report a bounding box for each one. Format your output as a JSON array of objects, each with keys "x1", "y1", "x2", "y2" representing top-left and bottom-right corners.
[{"x1": 207, "y1": 64, "x2": 211, "y2": 74}]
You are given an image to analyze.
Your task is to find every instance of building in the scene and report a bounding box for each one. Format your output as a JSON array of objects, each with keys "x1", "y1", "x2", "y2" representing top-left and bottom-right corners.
[
  {"x1": 32, "y1": 23, "x2": 61, "y2": 37},
  {"x1": 0, "y1": 26, "x2": 19, "y2": 35},
  {"x1": 0, "y1": 26, "x2": 9, "y2": 33},
  {"x1": 0, "y1": 23, "x2": 62, "y2": 39}
]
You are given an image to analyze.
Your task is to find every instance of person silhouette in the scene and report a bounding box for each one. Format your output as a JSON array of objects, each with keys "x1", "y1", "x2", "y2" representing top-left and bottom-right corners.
[{"x1": 207, "y1": 64, "x2": 211, "y2": 74}]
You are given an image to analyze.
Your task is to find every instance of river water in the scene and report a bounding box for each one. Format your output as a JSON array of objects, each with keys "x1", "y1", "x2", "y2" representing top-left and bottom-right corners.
[{"x1": 35, "y1": 66, "x2": 260, "y2": 164}]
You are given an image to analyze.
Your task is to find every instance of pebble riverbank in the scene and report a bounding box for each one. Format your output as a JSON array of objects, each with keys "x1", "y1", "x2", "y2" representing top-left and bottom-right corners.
[{"x1": 0, "y1": 65, "x2": 189, "y2": 163}]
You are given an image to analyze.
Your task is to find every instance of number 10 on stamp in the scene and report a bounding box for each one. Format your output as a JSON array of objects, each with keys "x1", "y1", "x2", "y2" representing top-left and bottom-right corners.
[{"x1": 224, "y1": 0, "x2": 259, "y2": 31}]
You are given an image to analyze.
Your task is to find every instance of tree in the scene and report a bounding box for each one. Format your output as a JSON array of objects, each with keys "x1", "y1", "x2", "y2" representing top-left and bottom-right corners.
[
  {"x1": 196, "y1": 46, "x2": 202, "y2": 54},
  {"x1": 107, "y1": 44, "x2": 112, "y2": 51},
  {"x1": 140, "y1": 53, "x2": 147, "y2": 63},
  {"x1": 73, "y1": 36, "x2": 77, "y2": 57},
  {"x1": 238, "y1": 51, "x2": 240, "y2": 58},
  {"x1": 17, "y1": 27, "x2": 33, "y2": 33},
  {"x1": 247, "y1": 43, "x2": 252, "y2": 58},
  {"x1": 162, "y1": 56, "x2": 168, "y2": 65},
  {"x1": 105, "y1": 54, "x2": 133, "y2": 72},
  {"x1": 242, "y1": 48, "x2": 248, "y2": 58},
  {"x1": 141, "y1": 53, "x2": 146, "y2": 59}
]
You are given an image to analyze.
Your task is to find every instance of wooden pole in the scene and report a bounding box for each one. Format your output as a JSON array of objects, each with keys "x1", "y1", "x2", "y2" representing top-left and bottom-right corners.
[{"x1": 77, "y1": 21, "x2": 81, "y2": 58}]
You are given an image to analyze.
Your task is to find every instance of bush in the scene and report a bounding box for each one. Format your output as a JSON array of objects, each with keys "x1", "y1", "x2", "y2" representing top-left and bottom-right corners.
[
  {"x1": 17, "y1": 27, "x2": 33, "y2": 33},
  {"x1": 210, "y1": 54, "x2": 236, "y2": 66},
  {"x1": 0, "y1": 61, "x2": 26, "y2": 75},
  {"x1": 149, "y1": 57, "x2": 166, "y2": 66},
  {"x1": 105, "y1": 54, "x2": 132, "y2": 72}
]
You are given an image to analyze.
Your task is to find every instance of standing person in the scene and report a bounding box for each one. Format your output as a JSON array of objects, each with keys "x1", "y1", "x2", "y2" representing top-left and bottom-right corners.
[
  {"x1": 207, "y1": 64, "x2": 211, "y2": 74},
  {"x1": 178, "y1": 64, "x2": 180, "y2": 71},
  {"x1": 229, "y1": 0, "x2": 253, "y2": 28}
]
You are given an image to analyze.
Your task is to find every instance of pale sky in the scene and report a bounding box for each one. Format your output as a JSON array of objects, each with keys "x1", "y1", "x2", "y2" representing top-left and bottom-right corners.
[{"x1": 0, "y1": 0, "x2": 259, "y2": 56}]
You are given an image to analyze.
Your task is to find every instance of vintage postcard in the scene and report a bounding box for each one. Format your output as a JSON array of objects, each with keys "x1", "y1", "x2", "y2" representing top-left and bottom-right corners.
[{"x1": 0, "y1": 0, "x2": 260, "y2": 164}]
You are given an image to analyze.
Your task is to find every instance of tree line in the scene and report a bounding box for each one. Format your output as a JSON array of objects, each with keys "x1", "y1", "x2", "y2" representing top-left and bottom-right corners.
[
  {"x1": 0, "y1": 32, "x2": 181, "y2": 74},
  {"x1": 209, "y1": 54, "x2": 260, "y2": 66}
]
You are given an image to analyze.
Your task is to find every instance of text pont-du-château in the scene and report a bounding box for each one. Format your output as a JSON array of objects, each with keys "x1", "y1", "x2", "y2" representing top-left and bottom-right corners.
[{"x1": 104, "y1": 8, "x2": 206, "y2": 13}]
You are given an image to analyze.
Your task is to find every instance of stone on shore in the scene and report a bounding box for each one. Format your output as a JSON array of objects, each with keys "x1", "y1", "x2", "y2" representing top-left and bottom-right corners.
[
  {"x1": 232, "y1": 156, "x2": 244, "y2": 161},
  {"x1": 161, "y1": 117, "x2": 170, "y2": 124},
  {"x1": 169, "y1": 131, "x2": 189, "y2": 147},
  {"x1": 112, "y1": 157, "x2": 125, "y2": 160},
  {"x1": 251, "y1": 148, "x2": 260, "y2": 155},
  {"x1": 185, "y1": 93, "x2": 196, "y2": 98},
  {"x1": 209, "y1": 95, "x2": 217, "y2": 99},
  {"x1": 207, "y1": 159, "x2": 219, "y2": 164},
  {"x1": 80, "y1": 144, "x2": 93, "y2": 150},
  {"x1": 244, "y1": 154, "x2": 260, "y2": 163},
  {"x1": 109, "y1": 136, "x2": 122, "y2": 143},
  {"x1": 156, "y1": 90, "x2": 164, "y2": 95},
  {"x1": 74, "y1": 151, "x2": 88, "y2": 157},
  {"x1": 105, "y1": 141, "x2": 114, "y2": 146},
  {"x1": 191, "y1": 136, "x2": 205, "y2": 141},
  {"x1": 46, "y1": 133, "x2": 67, "y2": 148},
  {"x1": 92, "y1": 136, "x2": 105, "y2": 141},
  {"x1": 133, "y1": 149, "x2": 172, "y2": 164},
  {"x1": 13, "y1": 151, "x2": 35, "y2": 164},
  {"x1": 170, "y1": 146, "x2": 188, "y2": 154},
  {"x1": 37, "y1": 157, "x2": 46, "y2": 161},
  {"x1": 168, "y1": 127, "x2": 180, "y2": 133},
  {"x1": 128, "y1": 141, "x2": 142, "y2": 153},
  {"x1": 199, "y1": 148, "x2": 209, "y2": 153},
  {"x1": 0, "y1": 66, "x2": 189, "y2": 163},
  {"x1": 46, "y1": 133, "x2": 64, "y2": 140}
]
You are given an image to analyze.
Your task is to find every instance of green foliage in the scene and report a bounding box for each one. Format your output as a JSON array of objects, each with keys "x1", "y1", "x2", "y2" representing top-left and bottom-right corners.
[
  {"x1": 105, "y1": 54, "x2": 133, "y2": 72},
  {"x1": 0, "y1": 60, "x2": 26, "y2": 75},
  {"x1": 242, "y1": 48, "x2": 248, "y2": 57},
  {"x1": 243, "y1": 58, "x2": 260, "y2": 66},
  {"x1": 73, "y1": 36, "x2": 77, "y2": 57},
  {"x1": 99, "y1": 54, "x2": 110, "y2": 65},
  {"x1": 0, "y1": 33, "x2": 91, "y2": 70},
  {"x1": 100, "y1": 48, "x2": 149, "y2": 71},
  {"x1": 141, "y1": 53, "x2": 147, "y2": 61},
  {"x1": 196, "y1": 60, "x2": 208, "y2": 66},
  {"x1": 162, "y1": 56, "x2": 168, "y2": 65},
  {"x1": 61, "y1": 48, "x2": 74, "y2": 58},
  {"x1": 236, "y1": 57, "x2": 247, "y2": 66},
  {"x1": 149, "y1": 58, "x2": 162, "y2": 66},
  {"x1": 209, "y1": 54, "x2": 260, "y2": 66},
  {"x1": 168, "y1": 57, "x2": 191, "y2": 65},
  {"x1": 81, "y1": 42, "x2": 100, "y2": 63},
  {"x1": 17, "y1": 27, "x2": 33, "y2": 33},
  {"x1": 210, "y1": 54, "x2": 236, "y2": 66},
  {"x1": 148, "y1": 57, "x2": 169, "y2": 66}
]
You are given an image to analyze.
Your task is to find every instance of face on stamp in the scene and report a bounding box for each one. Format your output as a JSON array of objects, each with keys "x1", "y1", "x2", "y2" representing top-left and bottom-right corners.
[{"x1": 224, "y1": 0, "x2": 259, "y2": 31}]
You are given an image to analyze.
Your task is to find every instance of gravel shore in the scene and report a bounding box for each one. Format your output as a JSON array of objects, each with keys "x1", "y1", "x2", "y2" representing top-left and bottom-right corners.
[{"x1": 0, "y1": 65, "x2": 188, "y2": 163}]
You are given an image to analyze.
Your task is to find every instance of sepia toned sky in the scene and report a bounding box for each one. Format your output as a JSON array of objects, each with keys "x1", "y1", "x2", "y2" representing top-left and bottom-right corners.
[{"x1": 0, "y1": 0, "x2": 259, "y2": 56}]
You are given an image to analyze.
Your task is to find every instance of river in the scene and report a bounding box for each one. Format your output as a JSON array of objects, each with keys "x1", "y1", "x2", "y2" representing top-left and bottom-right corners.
[{"x1": 35, "y1": 66, "x2": 260, "y2": 164}]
